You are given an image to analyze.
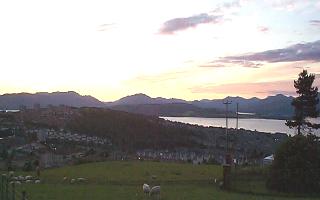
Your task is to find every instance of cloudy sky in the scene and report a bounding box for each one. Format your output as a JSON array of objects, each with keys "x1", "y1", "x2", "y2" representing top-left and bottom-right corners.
[{"x1": 0, "y1": 0, "x2": 319, "y2": 101}]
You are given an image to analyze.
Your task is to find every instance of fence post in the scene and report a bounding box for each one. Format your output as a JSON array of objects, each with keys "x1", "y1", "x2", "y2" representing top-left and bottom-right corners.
[
  {"x1": 1, "y1": 175, "x2": 3, "y2": 200},
  {"x1": 22, "y1": 190, "x2": 27, "y2": 200},
  {"x1": 223, "y1": 164, "x2": 231, "y2": 189},
  {"x1": 6, "y1": 175, "x2": 9, "y2": 200},
  {"x1": 12, "y1": 182, "x2": 15, "y2": 200}
]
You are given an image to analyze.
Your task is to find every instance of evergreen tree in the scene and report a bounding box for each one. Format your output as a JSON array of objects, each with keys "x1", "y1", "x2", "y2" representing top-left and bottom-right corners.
[
  {"x1": 267, "y1": 134, "x2": 320, "y2": 193},
  {"x1": 286, "y1": 70, "x2": 319, "y2": 134}
]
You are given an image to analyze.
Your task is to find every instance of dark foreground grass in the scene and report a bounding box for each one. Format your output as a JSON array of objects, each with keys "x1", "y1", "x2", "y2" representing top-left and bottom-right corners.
[
  {"x1": 38, "y1": 161, "x2": 222, "y2": 184},
  {"x1": 10, "y1": 161, "x2": 319, "y2": 200},
  {"x1": 24, "y1": 183, "x2": 318, "y2": 200}
]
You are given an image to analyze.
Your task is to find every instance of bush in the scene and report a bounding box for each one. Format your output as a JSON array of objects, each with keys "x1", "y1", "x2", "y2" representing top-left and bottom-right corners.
[
  {"x1": 267, "y1": 135, "x2": 320, "y2": 193},
  {"x1": 206, "y1": 157, "x2": 219, "y2": 165}
]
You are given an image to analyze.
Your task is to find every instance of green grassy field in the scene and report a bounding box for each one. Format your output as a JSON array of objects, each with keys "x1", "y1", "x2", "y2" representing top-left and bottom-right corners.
[{"x1": 10, "y1": 161, "x2": 318, "y2": 200}]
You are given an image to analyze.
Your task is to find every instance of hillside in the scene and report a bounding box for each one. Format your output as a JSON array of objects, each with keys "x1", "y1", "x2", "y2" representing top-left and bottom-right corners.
[
  {"x1": 20, "y1": 107, "x2": 286, "y2": 156},
  {"x1": 107, "y1": 93, "x2": 315, "y2": 119},
  {"x1": 59, "y1": 107, "x2": 199, "y2": 150},
  {"x1": 0, "y1": 91, "x2": 105, "y2": 109},
  {"x1": 105, "y1": 93, "x2": 188, "y2": 106},
  {"x1": 1, "y1": 91, "x2": 319, "y2": 119},
  {"x1": 110, "y1": 103, "x2": 227, "y2": 118},
  {"x1": 193, "y1": 94, "x2": 296, "y2": 119},
  {"x1": 20, "y1": 161, "x2": 317, "y2": 200}
]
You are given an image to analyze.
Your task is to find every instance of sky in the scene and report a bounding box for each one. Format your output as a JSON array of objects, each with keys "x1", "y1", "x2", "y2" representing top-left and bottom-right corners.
[{"x1": 0, "y1": 0, "x2": 320, "y2": 101}]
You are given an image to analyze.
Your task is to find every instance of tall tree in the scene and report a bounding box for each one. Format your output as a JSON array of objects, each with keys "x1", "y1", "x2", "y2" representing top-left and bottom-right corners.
[{"x1": 286, "y1": 70, "x2": 319, "y2": 134}]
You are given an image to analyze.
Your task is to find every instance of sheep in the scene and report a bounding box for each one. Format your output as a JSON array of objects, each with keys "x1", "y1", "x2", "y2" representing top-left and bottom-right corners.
[
  {"x1": 209, "y1": 177, "x2": 217, "y2": 184},
  {"x1": 26, "y1": 180, "x2": 33, "y2": 184},
  {"x1": 219, "y1": 181, "x2": 224, "y2": 188},
  {"x1": 34, "y1": 180, "x2": 41, "y2": 184},
  {"x1": 70, "y1": 179, "x2": 76, "y2": 184},
  {"x1": 149, "y1": 186, "x2": 160, "y2": 199},
  {"x1": 9, "y1": 171, "x2": 14, "y2": 177},
  {"x1": 15, "y1": 181, "x2": 22, "y2": 185},
  {"x1": 25, "y1": 175, "x2": 33, "y2": 180},
  {"x1": 142, "y1": 183, "x2": 150, "y2": 194},
  {"x1": 63, "y1": 176, "x2": 68, "y2": 182},
  {"x1": 76, "y1": 178, "x2": 87, "y2": 182},
  {"x1": 18, "y1": 176, "x2": 25, "y2": 181}
]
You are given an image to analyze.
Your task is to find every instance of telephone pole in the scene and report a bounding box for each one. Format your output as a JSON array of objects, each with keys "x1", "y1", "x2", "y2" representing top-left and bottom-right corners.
[
  {"x1": 223, "y1": 99, "x2": 232, "y2": 164},
  {"x1": 236, "y1": 102, "x2": 239, "y2": 134}
]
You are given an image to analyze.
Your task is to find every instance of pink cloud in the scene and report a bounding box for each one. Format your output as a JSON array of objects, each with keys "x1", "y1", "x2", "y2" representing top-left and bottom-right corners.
[
  {"x1": 159, "y1": 13, "x2": 222, "y2": 34},
  {"x1": 310, "y1": 20, "x2": 320, "y2": 27},
  {"x1": 159, "y1": 0, "x2": 246, "y2": 34},
  {"x1": 190, "y1": 77, "x2": 320, "y2": 97},
  {"x1": 265, "y1": 0, "x2": 309, "y2": 11},
  {"x1": 258, "y1": 26, "x2": 269, "y2": 33}
]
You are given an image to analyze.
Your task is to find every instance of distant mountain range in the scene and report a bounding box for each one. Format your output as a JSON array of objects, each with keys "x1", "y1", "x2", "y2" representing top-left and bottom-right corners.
[
  {"x1": 0, "y1": 91, "x2": 105, "y2": 109},
  {"x1": 106, "y1": 93, "x2": 319, "y2": 119},
  {"x1": 1, "y1": 91, "x2": 319, "y2": 119},
  {"x1": 105, "y1": 93, "x2": 188, "y2": 106}
]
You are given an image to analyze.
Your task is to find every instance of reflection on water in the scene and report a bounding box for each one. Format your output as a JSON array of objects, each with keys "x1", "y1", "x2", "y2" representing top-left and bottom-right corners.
[
  {"x1": 161, "y1": 117, "x2": 320, "y2": 135},
  {"x1": 0, "y1": 110, "x2": 20, "y2": 113}
]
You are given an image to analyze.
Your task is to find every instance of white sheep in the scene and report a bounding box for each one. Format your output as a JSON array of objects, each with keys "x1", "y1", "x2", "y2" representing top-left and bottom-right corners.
[
  {"x1": 70, "y1": 179, "x2": 76, "y2": 184},
  {"x1": 34, "y1": 180, "x2": 41, "y2": 184},
  {"x1": 77, "y1": 178, "x2": 87, "y2": 182},
  {"x1": 142, "y1": 183, "x2": 150, "y2": 194},
  {"x1": 149, "y1": 186, "x2": 160, "y2": 199},
  {"x1": 25, "y1": 175, "x2": 33, "y2": 180},
  {"x1": 15, "y1": 181, "x2": 22, "y2": 185},
  {"x1": 9, "y1": 171, "x2": 14, "y2": 177},
  {"x1": 18, "y1": 176, "x2": 25, "y2": 181},
  {"x1": 26, "y1": 180, "x2": 33, "y2": 184},
  {"x1": 219, "y1": 181, "x2": 224, "y2": 188},
  {"x1": 63, "y1": 176, "x2": 68, "y2": 182}
]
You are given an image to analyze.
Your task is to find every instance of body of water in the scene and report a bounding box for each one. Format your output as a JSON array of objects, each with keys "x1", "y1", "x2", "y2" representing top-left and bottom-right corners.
[
  {"x1": 161, "y1": 117, "x2": 295, "y2": 134},
  {"x1": 0, "y1": 110, "x2": 20, "y2": 113}
]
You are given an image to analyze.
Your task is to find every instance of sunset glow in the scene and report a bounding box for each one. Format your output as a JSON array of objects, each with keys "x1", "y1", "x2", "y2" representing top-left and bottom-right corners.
[{"x1": 0, "y1": 0, "x2": 319, "y2": 101}]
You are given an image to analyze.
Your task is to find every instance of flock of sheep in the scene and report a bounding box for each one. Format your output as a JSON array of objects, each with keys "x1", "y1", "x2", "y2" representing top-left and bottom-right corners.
[
  {"x1": 3, "y1": 171, "x2": 221, "y2": 199},
  {"x1": 62, "y1": 176, "x2": 88, "y2": 184},
  {"x1": 3, "y1": 171, "x2": 41, "y2": 185},
  {"x1": 143, "y1": 183, "x2": 161, "y2": 199},
  {"x1": 3, "y1": 171, "x2": 90, "y2": 185}
]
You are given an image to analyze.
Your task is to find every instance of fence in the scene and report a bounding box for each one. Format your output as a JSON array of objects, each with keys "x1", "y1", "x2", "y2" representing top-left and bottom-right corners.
[{"x1": 0, "y1": 174, "x2": 27, "y2": 200}]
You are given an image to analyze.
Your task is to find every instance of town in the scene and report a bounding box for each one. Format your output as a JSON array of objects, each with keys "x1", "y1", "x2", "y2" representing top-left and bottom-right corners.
[{"x1": 1, "y1": 103, "x2": 287, "y2": 172}]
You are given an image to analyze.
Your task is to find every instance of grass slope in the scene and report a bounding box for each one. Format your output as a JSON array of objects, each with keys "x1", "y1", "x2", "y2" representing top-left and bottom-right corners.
[{"x1": 13, "y1": 161, "x2": 317, "y2": 200}]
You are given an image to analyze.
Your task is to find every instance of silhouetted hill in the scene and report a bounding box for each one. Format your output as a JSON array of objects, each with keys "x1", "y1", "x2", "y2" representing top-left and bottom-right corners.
[
  {"x1": 107, "y1": 93, "x2": 320, "y2": 119},
  {"x1": 20, "y1": 106, "x2": 286, "y2": 153},
  {"x1": 0, "y1": 91, "x2": 105, "y2": 109},
  {"x1": 2, "y1": 91, "x2": 319, "y2": 119},
  {"x1": 105, "y1": 93, "x2": 188, "y2": 106},
  {"x1": 66, "y1": 107, "x2": 199, "y2": 150},
  {"x1": 192, "y1": 94, "x2": 296, "y2": 119}
]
